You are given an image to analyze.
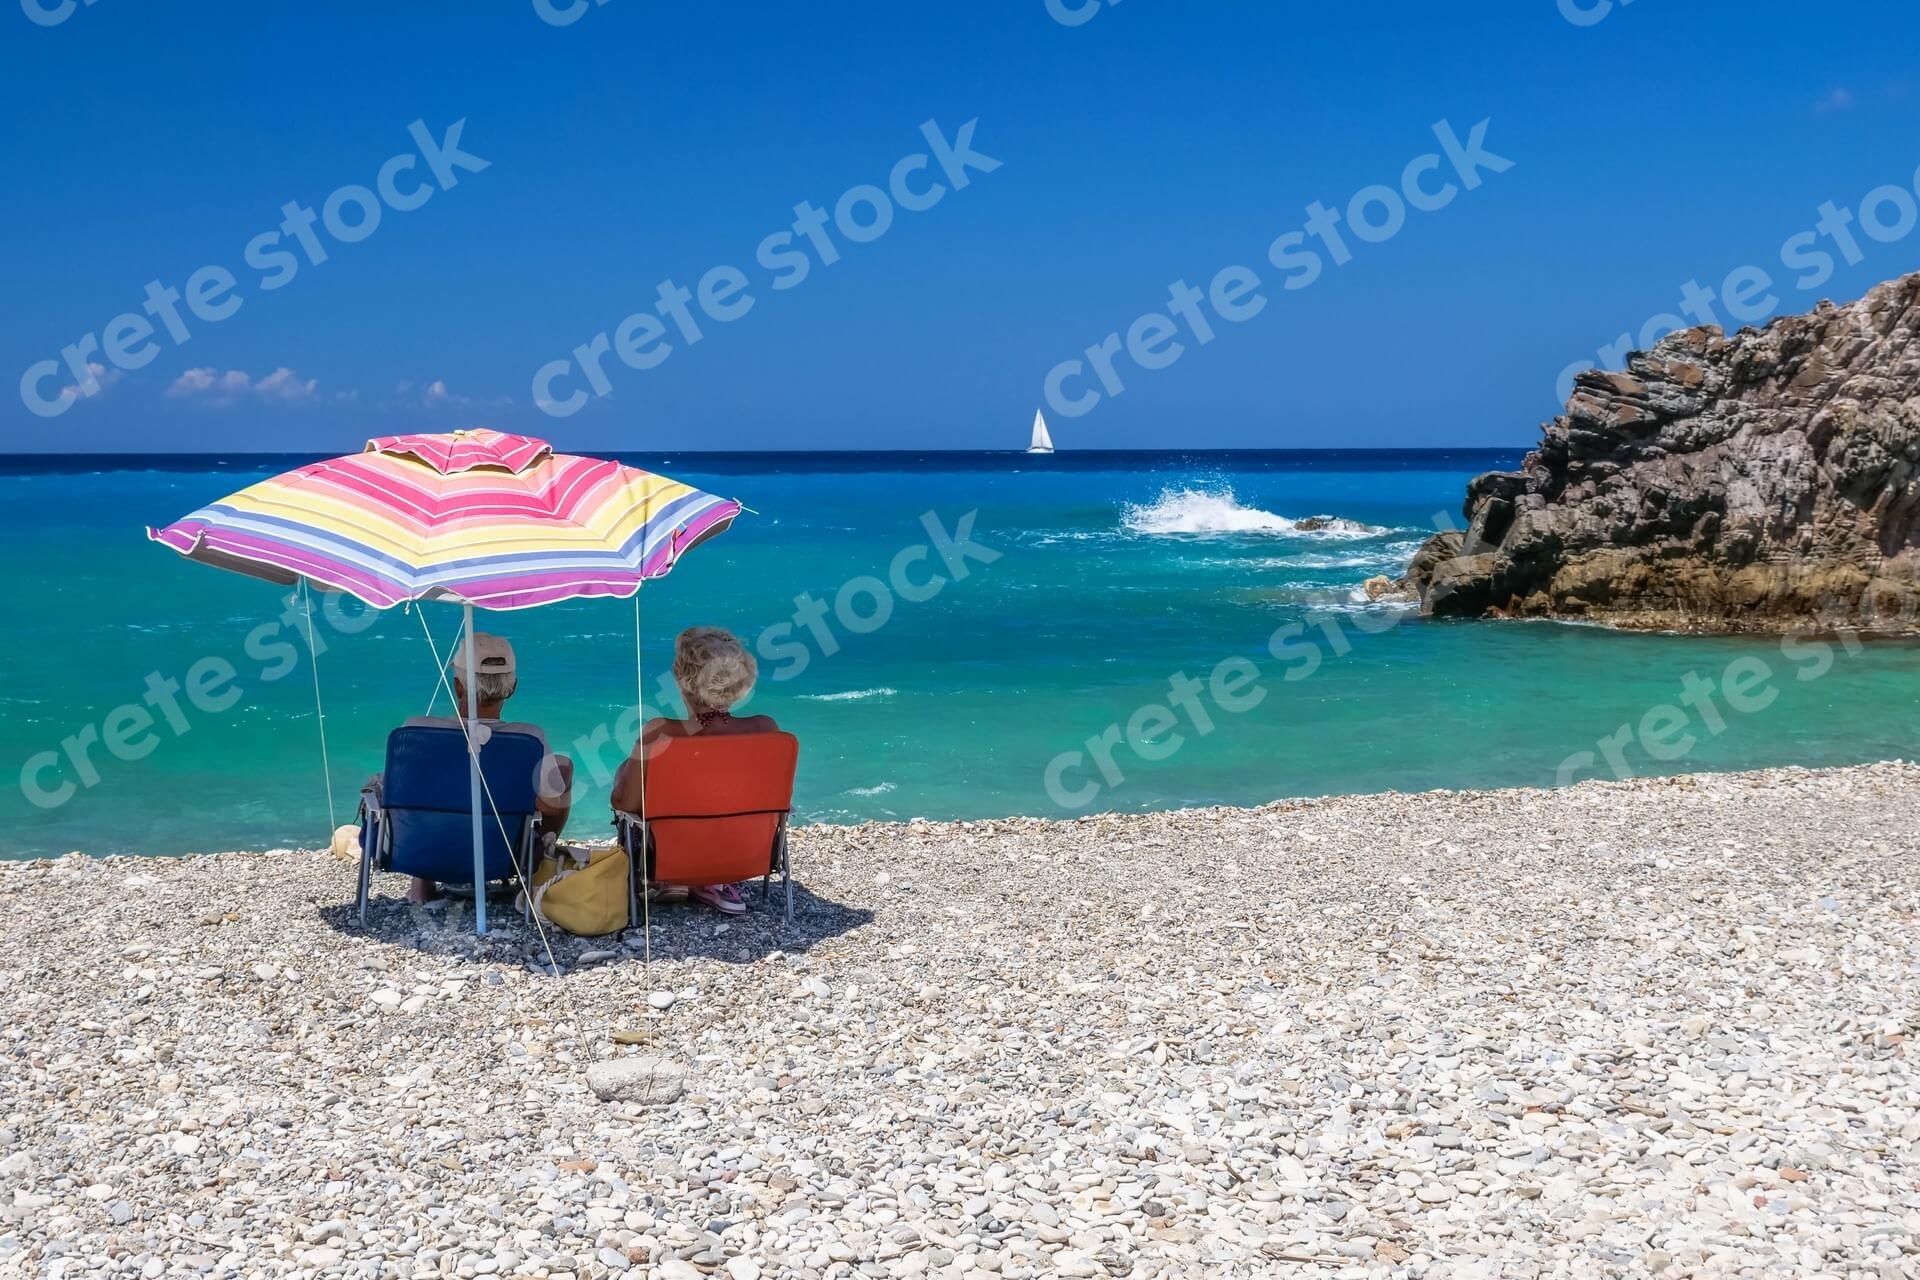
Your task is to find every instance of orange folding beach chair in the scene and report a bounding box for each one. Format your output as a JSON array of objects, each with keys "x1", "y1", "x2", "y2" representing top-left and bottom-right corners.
[{"x1": 613, "y1": 732, "x2": 801, "y2": 926}]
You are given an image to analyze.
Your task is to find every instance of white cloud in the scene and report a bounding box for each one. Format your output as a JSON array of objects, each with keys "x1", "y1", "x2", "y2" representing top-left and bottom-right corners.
[
  {"x1": 418, "y1": 377, "x2": 471, "y2": 409},
  {"x1": 169, "y1": 367, "x2": 217, "y2": 396},
  {"x1": 57, "y1": 361, "x2": 124, "y2": 405},
  {"x1": 254, "y1": 367, "x2": 319, "y2": 402},
  {"x1": 383, "y1": 377, "x2": 512, "y2": 413},
  {"x1": 1814, "y1": 87, "x2": 1855, "y2": 114},
  {"x1": 169, "y1": 366, "x2": 321, "y2": 407}
]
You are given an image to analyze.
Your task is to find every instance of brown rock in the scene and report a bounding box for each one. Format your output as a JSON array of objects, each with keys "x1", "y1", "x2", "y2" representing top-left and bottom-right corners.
[
  {"x1": 1664, "y1": 360, "x2": 1706, "y2": 387},
  {"x1": 1404, "y1": 271, "x2": 1920, "y2": 633},
  {"x1": 1598, "y1": 372, "x2": 1649, "y2": 397}
]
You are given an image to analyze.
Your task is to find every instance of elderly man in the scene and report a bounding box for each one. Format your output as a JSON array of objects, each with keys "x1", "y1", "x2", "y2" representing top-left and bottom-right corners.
[{"x1": 400, "y1": 632, "x2": 574, "y2": 904}]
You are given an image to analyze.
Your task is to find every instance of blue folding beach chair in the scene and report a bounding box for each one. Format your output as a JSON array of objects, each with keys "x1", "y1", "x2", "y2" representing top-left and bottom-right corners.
[{"x1": 355, "y1": 724, "x2": 547, "y2": 924}]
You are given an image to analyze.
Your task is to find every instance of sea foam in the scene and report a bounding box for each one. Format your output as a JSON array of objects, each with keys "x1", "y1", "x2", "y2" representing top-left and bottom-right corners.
[
  {"x1": 1121, "y1": 487, "x2": 1384, "y2": 538},
  {"x1": 800, "y1": 687, "x2": 898, "y2": 702}
]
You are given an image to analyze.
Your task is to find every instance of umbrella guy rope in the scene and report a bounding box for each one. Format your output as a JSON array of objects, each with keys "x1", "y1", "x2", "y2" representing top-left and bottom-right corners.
[
  {"x1": 413, "y1": 599, "x2": 662, "y2": 1054},
  {"x1": 418, "y1": 594, "x2": 660, "y2": 1059},
  {"x1": 410, "y1": 604, "x2": 568, "y2": 986},
  {"x1": 410, "y1": 603, "x2": 600, "y2": 1079},
  {"x1": 299, "y1": 579, "x2": 338, "y2": 834}
]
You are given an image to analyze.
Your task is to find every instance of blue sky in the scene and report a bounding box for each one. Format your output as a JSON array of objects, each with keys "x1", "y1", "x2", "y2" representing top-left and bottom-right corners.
[{"x1": 3, "y1": 0, "x2": 1916, "y2": 453}]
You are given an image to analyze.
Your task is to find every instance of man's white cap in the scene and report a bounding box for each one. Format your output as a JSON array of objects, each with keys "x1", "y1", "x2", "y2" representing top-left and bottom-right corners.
[{"x1": 451, "y1": 631, "x2": 515, "y2": 678}]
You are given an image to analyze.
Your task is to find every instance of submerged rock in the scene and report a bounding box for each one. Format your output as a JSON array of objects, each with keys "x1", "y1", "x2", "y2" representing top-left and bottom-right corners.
[{"x1": 1404, "y1": 271, "x2": 1920, "y2": 633}]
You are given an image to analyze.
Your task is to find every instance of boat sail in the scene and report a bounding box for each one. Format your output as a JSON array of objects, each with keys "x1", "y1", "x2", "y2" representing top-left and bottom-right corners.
[{"x1": 1027, "y1": 410, "x2": 1055, "y2": 455}]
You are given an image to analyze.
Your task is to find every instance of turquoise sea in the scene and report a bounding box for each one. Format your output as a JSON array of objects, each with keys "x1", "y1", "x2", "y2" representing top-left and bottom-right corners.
[{"x1": 6, "y1": 450, "x2": 1919, "y2": 858}]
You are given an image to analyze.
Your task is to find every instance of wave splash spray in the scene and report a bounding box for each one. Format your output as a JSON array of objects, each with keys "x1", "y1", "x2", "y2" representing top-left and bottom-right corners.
[{"x1": 1121, "y1": 487, "x2": 1385, "y2": 538}]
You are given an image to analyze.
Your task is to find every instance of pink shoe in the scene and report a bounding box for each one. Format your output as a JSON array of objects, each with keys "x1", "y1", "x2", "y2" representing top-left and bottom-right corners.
[{"x1": 690, "y1": 883, "x2": 748, "y2": 915}]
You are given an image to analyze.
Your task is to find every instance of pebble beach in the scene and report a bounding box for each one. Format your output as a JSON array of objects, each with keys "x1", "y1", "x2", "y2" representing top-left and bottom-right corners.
[{"x1": 3, "y1": 763, "x2": 1917, "y2": 1280}]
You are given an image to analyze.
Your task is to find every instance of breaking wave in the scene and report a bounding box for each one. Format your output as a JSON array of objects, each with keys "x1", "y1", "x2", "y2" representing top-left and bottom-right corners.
[{"x1": 1120, "y1": 488, "x2": 1385, "y2": 538}]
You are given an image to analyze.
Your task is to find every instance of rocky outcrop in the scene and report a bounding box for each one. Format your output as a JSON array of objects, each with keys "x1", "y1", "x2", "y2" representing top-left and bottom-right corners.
[
  {"x1": 1362, "y1": 573, "x2": 1409, "y2": 602},
  {"x1": 1405, "y1": 272, "x2": 1920, "y2": 633}
]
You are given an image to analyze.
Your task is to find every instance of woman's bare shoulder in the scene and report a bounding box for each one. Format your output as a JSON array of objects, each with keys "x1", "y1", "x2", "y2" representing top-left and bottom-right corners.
[{"x1": 638, "y1": 716, "x2": 690, "y2": 743}]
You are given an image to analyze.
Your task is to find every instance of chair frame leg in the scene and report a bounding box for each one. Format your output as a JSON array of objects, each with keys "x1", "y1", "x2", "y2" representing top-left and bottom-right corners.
[
  {"x1": 623, "y1": 816, "x2": 659, "y2": 969},
  {"x1": 519, "y1": 820, "x2": 534, "y2": 923},
  {"x1": 778, "y1": 820, "x2": 793, "y2": 928},
  {"x1": 625, "y1": 821, "x2": 648, "y2": 932},
  {"x1": 356, "y1": 810, "x2": 377, "y2": 927},
  {"x1": 624, "y1": 817, "x2": 642, "y2": 930}
]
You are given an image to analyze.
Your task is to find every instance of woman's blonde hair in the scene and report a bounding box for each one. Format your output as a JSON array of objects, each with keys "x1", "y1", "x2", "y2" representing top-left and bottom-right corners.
[{"x1": 673, "y1": 626, "x2": 757, "y2": 712}]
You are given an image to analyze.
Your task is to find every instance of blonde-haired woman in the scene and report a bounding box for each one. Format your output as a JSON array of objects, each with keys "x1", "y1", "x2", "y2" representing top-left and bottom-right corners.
[{"x1": 615, "y1": 626, "x2": 777, "y2": 914}]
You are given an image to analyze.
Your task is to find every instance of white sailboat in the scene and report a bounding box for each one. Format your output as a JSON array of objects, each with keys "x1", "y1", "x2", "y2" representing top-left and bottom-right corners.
[{"x1": 1027, "y1": 410, "x2": 1055, "y2": 455}]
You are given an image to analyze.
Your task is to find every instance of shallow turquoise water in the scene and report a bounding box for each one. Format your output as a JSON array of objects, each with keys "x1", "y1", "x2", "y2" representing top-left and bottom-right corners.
[{"x1": 5, "y1": 450, "x2": 1917, "y2": 857}]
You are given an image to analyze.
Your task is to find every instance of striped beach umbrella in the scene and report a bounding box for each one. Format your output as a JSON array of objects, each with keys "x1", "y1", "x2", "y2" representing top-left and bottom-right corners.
[
  {"x1": 149, "y1": 428, "x2": 741, "y2": 610},
  {"x1": 148, "y1": 429, "x2": 743, "y2": 934}
]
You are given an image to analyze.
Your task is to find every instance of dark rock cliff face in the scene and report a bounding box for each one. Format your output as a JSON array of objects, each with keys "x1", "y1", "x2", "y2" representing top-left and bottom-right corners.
[{"x1": 1405, "y1": 271, "x2": 1920, "y2": 633}]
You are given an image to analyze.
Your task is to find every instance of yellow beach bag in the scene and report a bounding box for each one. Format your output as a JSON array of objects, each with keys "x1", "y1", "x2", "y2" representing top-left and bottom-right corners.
[{"x1": 526, "y1": 843, "x2": 629, "y2": 937}]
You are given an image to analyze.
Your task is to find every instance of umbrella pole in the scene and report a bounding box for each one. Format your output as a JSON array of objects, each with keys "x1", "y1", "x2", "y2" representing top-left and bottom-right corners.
[
  {"x1": 635, "y1": 586, "x2": 650, "y2": 976},
  {"x1": 465, "y1": 601, "x2": 488, "y2": 936}
]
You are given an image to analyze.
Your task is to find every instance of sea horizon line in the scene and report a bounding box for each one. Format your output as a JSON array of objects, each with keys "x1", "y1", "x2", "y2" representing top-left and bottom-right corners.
[{"x1": 0, "y1": 445, "x2": 1528, "y2": 477}]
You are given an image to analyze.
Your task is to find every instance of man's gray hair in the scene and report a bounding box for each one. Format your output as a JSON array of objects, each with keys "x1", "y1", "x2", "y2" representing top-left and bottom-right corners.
[{"x1": 453, "y1": 664, "x2": 517, "y2": 705}]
